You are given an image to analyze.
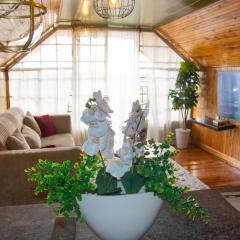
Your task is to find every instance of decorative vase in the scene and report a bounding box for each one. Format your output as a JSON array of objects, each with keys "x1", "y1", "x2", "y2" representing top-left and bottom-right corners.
[
  {"x1": 77, "y1": 192, "x2": 163, "y2": 240},
  {"x1": 175, "y1": 128, "x2": 191, "y2": 149}
]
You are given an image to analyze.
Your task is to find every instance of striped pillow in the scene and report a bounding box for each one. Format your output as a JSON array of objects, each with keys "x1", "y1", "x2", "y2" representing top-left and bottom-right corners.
[
  {"x1": 22, "y1": 125, "x2": 41, "y2": 149},
  {"x1": 23, "y1": 111, "x2": 42, "y2": 137}
]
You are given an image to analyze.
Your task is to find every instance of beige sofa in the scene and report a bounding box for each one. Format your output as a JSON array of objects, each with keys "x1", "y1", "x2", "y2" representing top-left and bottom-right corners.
[{"x1": 0, "y1": 107, "x2": 82, "y2": 206}]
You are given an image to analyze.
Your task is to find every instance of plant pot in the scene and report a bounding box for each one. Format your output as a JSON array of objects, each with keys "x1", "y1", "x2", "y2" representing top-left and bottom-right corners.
[
  {"x1": 175, "y1": 128, "x2": 191, "y2": 149},
  {"x1": 77, "y1": 192, "x2": 163, "y2": 240}
]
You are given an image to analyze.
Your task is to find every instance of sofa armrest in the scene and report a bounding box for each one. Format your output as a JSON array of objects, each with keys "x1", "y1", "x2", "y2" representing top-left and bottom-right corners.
[
  {"x1": 0, "y1": 147, "x2": 82, "y2": 206},
  {"x1": 0, "y1": 146, "x2": 81, "y2": 162},
  {"x1": 50, "y1": 114, "x2": 72, "y2": 134}
]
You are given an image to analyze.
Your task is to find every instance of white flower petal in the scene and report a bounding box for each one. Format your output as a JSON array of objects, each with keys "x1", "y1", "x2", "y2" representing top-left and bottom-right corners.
[
  {"x1": 80, "y1": 109, "x2": 95, "y2": 124},
  {"x1": 82, "y1": 141, "x2": 99, "y2": 156},
  {"x1": 106, "y1": 159, "x2": 130, "y2": 179},
  {"x1": 88, "y1": 120, "x2": 108, "y2": 137}
]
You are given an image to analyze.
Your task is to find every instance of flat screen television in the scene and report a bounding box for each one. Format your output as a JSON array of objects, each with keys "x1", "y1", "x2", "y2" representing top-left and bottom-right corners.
[{"x1": 218, "y1": 71, "x2": 240, "y2": 122}]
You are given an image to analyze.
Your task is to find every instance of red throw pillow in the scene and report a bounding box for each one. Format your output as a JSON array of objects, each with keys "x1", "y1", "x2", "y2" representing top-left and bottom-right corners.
[{"x1": 34, "y1": 115, "x2": 57, "y2": 137}]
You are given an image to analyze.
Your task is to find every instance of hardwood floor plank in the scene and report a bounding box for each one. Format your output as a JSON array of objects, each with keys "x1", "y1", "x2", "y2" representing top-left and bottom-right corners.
[{"x1": 173, "y1": 146, "x2": 240, "y2": 189}]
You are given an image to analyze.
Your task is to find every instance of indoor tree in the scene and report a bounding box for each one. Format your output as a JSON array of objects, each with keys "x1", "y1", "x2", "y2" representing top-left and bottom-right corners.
[{"x1": 169, "y1": 60, "x2": 200, "y2": 130}]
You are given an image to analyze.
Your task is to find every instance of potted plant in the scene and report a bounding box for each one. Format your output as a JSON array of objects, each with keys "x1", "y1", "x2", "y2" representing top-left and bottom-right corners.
[
  {"x1": 25, "y1": 91, "x2": 207, "y2": 240},
  {"x1": 168, "y1": 60, "x2": 200, "y2": 149}
]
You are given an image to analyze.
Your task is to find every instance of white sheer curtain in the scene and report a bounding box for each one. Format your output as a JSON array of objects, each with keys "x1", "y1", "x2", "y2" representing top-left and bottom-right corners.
[
  {"x1": 8, "y1": 29, "x2": 182, "y2": 145},
  {"x1": 9, "y1": 30, "x2": 73, "y2": 115},
  {"x1": 139, "y1": 32, "x2": 182, "y2": 142},
  {"x1": 72, "y1": 29, "x2": 139, "y2": 147}
]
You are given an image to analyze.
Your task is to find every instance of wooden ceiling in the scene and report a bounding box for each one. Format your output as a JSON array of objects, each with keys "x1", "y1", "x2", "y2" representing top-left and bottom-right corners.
[{"x1": 156, "y1": 0, "x2": 240, "y2": 67}]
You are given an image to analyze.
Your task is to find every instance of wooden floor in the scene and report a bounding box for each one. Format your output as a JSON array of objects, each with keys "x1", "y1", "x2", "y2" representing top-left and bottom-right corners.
[{"x1": 173, "y1": 145, "x2": 240, "y2": 189}]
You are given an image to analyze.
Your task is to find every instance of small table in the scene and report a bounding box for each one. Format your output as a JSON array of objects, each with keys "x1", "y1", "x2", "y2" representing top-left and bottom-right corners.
[{"x1": 1, "y1": 188, "x2": 240, "y2": 240}]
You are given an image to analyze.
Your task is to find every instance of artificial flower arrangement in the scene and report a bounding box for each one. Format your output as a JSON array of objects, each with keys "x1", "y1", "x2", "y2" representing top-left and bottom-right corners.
[{"x1": 25, "y1": 90, "x2": 208, "y2": 225}]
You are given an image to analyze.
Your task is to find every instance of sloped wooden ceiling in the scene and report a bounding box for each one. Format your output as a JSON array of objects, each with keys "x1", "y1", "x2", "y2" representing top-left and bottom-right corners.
[{"x1": 156, "y1": 0, "x2": 240, "y2": 67}]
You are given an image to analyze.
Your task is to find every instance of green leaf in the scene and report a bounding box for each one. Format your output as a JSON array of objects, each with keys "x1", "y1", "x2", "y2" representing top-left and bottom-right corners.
[
  {"x1": 96, "y1": 167, "x2": 118, "y2": 195},
  {"x1": 121, "y1": 171, "x2": 144, "y2": 194}
]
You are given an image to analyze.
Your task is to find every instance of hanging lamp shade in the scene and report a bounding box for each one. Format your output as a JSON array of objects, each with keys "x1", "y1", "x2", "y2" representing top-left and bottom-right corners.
[
  {"x1": 0, "y1": 0, "x2": 47, "y2": 53},
  {"x1": 93, "y1": 0, "x2": 135, "y2": 19}
]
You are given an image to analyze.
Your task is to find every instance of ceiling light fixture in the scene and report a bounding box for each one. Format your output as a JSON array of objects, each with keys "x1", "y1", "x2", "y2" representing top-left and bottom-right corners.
[
  {"x1": 81, "y1": 0, "x2": 90, "y2": 17},
  {"x1": 0, "y1": 0, "x2": 47, "y2": 53},
  {"x1": 93, "y1": 0, "x2": 135, "y2": 19}
]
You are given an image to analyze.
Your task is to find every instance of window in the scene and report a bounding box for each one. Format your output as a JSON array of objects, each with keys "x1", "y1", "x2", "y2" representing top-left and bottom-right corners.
[
  {"x1": 139, "y1": 32, "x2": 182, "y2": 141},
  {"x1": 9, "y1": 30, "x2": 73, "y2": 114},
  {"x1": 139, "y1": 32, "x2": 181, "y2": 105},
  {"x1": 8, "y1": 29, "x2": 182, "y2": 143}
]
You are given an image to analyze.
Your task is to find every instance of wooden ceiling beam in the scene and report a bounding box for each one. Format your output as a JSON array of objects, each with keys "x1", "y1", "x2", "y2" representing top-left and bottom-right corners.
[
  {"x1": 154, "y1": 29, "x2": 203, "y2": 70},
  {"x1": 3, "y1": 24, "x2": 59, "y2": 71}
]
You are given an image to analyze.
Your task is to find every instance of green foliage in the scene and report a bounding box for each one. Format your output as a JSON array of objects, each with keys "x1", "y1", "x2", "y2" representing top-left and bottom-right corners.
[
  {"x1": 25, "y1": 132, "x2": 208, "y2": 224},
  {"x1": 96, "y1": 167, "x2": 120, "y2": 195},
  {"x1": 121, "y1": 171, "x2": 144, "y2": 194},
  {"x1": 85, "y1": 98, "x2": 96, "y2": 109},
  {"x1": 168, "y1": 61, "x2": 200, "y2": 129},
  {"x1": 25, "y1": 154, "x2": 100, "y2": 220},
  {"x1": 136, "y1": 135, "x2": 208, "y2": 224}
]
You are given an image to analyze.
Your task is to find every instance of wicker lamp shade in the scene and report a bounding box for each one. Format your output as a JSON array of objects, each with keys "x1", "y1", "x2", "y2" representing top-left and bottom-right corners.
[{"x1": 93, "y1": 0, "x2": 135, "y2": 19}]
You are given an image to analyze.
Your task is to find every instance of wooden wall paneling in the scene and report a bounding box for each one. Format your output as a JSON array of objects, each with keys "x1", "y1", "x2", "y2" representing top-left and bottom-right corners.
[{"x1": 192, "y1": 67, "x2": 240, "y2": 168}]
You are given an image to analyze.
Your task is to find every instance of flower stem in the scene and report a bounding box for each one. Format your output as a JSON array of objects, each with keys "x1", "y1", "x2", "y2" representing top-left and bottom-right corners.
[{"x1": 98, "y1": 151, "x2": 106, "y2": 168}]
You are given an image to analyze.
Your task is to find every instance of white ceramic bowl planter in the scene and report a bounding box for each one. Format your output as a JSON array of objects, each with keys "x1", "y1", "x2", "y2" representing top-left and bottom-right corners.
[{"x1": 77, "y1": 192, "x2": 163, "y2": 240}]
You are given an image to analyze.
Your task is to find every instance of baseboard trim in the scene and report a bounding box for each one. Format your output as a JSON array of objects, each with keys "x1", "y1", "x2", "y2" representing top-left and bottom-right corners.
[{"x1": 199, "y1": 144, "x2": 240, "y2": 169}]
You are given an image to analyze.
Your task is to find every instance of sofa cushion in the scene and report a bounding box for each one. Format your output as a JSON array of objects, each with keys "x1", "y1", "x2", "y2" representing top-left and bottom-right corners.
[
  {"x1": 0, "y1": 117, "x2": 17, "y2": 150},
  {"x1": 0, "y1": 108, "x2": 25, "y2": 150},
  {"x1": 0, "y1": 108, "x2": 25, "y2": 130},
  {"x1": 22, "y1": 125, "x2": 41, "y2": 149},
  {"x1": 41, "y1": 133, "x2": 75, "y2": 148},
  {"x1": 0, "y1": 113, "x2": 21, "y2": 131},
  {"x1": 35, "y1": 115, "x2": 57, "y2": 137},
  {"x1": 24, "y1": 112, "x2": 42, "y2": 137},
  {"x1": 6, "y1": 128, "x2": 30, "y2": 150}
]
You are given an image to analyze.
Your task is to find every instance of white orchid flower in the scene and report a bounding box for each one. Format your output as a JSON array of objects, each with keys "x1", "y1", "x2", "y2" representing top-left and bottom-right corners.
[
  {"x1": 106, "y1": 158, "x2": 131, "y2": 179},
  {"x1": 93, "y1": 90, "x2": 113, "y2": 117},
  {"x1": 88, "y1": 120, "x2": 108, "y2": 137},
  {"x1": 117, "y1": 139, "x2": 134, "y2": 165},
  {"x1": 106, "y1": 139, "x2": 134, "y2": 179},
  {"x1": 101, "y1": 128, "x2": 115, "y2": 159},
  {"x1": 81, "y1": 90, "x2": 115, "y2": 158},
  {"x1": 82, "y1": 134, "x2": 107, "y2": 156},
  {"x1": 80, "y1": 108, "x2": 96, "y2": 124}
]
